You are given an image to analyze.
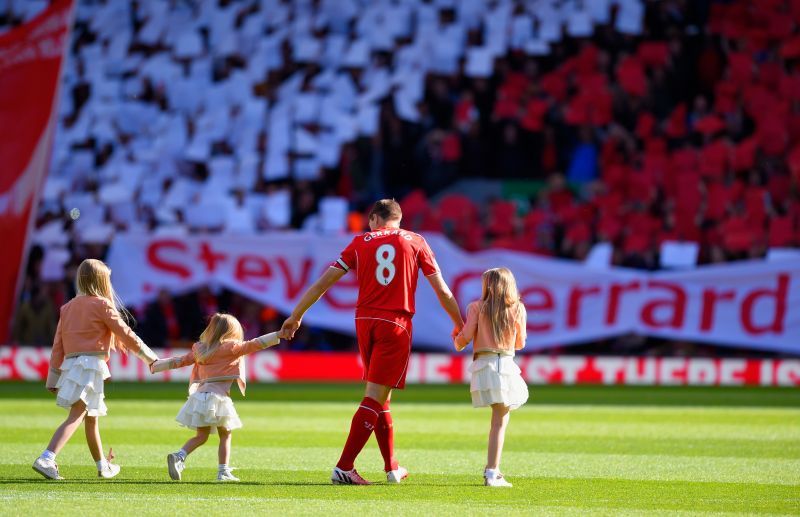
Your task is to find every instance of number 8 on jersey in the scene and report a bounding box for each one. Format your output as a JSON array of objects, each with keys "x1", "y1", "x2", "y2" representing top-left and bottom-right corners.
[
  {"x1": 375, "y1": 244, "x2": 396, "y2": 286},
  {"x1": 332, "y1": 227, "x2": 440, "y2": 316}
]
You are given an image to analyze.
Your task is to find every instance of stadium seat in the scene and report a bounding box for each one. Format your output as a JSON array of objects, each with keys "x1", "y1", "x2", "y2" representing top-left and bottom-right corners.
[
  {"x1": 486, "y1": 200, "x2": 518, "y2": 238},
  {"x1": 437, "y1": 194, "x2": 479, "y2": 238},
  {"x1": 769, "y1": 215, "x2": 796, "y2": 247}
]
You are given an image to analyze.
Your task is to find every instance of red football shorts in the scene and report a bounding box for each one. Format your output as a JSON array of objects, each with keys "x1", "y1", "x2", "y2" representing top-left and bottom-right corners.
[{"x1": 355, "y1": 311, "x2": 413, "y2": 389}]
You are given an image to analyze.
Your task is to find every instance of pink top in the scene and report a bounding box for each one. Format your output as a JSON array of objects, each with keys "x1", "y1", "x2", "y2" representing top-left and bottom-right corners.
[
  {"x1": 151, "y1": 332, "x2": 279, "y2": 396},
  {"x1": 454, "y1": 300, "x2": 527, "y2": 355},
  {"x1": 47, "y1": 295, "x2": 157, "y2": 388}
]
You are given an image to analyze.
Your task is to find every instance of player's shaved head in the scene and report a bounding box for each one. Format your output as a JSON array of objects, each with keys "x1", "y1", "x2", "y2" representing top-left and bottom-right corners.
[{"x1": 368, "y1": 199, "x2": 402, "y2": 223}]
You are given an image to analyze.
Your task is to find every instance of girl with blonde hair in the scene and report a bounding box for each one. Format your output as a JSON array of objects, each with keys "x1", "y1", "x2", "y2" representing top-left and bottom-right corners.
[
  {"x1": 150, "y1": 313, "x2": 284, "y2": 481},
  {"x1": 33, "y1": 259, "x2": 159, "y2": 480},
  {"x1": 454, "y1": 267, "x2": 528, "y2": 487}
]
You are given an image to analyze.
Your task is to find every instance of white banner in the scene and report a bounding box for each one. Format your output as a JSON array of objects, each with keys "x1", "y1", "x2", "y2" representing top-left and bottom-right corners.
[{"x1": 106, "y1": 234, "x2": 800, "y2": 352}]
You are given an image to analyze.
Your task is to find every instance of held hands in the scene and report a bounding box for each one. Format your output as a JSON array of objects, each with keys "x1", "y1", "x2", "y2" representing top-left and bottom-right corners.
[
  {"x1": 149, "y1": 358, "x2": 172, "y2": 374},
  {"x1": 452, "y1": 324, "x2": 467, "y2": 351},
  {"x1": 280, "y1": 316, "x2": 302, "y2": 340}
]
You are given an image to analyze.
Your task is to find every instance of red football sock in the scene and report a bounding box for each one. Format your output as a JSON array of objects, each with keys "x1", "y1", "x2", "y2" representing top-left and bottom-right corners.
[
  {"x1": 336, "y1": 397, "x2": 383, "y2": 471},
  {"x1": 374, "y1": 401, "x2": 398, "y2": 472}
]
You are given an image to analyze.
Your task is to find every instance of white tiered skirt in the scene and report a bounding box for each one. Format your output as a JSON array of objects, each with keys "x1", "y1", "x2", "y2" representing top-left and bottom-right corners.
[
  {"x1": 175, "y1": 392, "x2": 243, "y2": 432},
  {"x1": 55, "y1": 355, "x2": 111, "y2": 417},
  {"x1": 470, "y1": 354, "x2": 529, "y2": 410}
]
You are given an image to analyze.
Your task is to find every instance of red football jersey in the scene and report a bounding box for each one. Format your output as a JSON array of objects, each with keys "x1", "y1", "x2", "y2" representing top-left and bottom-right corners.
[{"x1": 332, "y1": 227, "x2": 440, "y2": 316}]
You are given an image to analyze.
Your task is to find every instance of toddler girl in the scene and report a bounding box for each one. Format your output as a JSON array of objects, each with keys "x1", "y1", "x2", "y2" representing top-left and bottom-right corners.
[{"x1": 150, "y1": 313, "x2": 282, "y2": 481}]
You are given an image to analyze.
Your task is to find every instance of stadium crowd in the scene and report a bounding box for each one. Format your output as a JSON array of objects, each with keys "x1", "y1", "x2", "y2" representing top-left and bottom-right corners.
[{"x1": 3, "y1": 0, "x2": 800, "y2": 353}]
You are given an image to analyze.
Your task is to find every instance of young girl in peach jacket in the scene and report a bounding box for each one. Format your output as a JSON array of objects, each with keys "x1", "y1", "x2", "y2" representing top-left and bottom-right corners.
[
  {"x1": 454, "y1": 267, "x2": 528, "y2": 488},
  {"x1": 33, "y1": 259, "x2": 158, "y2": 480},
  {"x1": 151, "y1": 313, "x2": 283, "y2": 482}
]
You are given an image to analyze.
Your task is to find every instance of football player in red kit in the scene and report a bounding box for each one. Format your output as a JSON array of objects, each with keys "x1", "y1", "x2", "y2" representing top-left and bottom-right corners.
[{"x1": 281, "y1": 199, "x2": 464, "y2": 485}]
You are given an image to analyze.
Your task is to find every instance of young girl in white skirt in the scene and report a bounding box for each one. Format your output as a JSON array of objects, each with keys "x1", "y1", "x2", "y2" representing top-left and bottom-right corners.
[
  {"x1": 454, "y1": 267, "x2": 528, "y2": 487},
  {"x1": 150, "y1": 313, "x2": 282, "y2": 482},
  {"x1": 33, "y1": 259, "x2": 159, "y2": 480}
]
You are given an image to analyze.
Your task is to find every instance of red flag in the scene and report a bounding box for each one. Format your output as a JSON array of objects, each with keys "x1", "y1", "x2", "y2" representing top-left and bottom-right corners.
[{"x1": 0, "y1": 0, "x2": 75, "y2": 343}]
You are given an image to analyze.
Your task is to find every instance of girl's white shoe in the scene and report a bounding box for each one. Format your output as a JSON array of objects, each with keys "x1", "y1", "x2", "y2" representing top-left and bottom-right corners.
[
  {"x1": 217, "y1": 468, "x2": 240, "y2": 482},
  {"x1": 167, "y1": 453, "x2": 185, "y2": 481},
  {"x1": 32, "y1": 458, "x2": 63, "y2": 480},
  {"x1": 98, "y1": 462, "x2": 121, "y2": 479},
  {"x1": 484, "y1": 469, "x2": 513, "y2": 487}
]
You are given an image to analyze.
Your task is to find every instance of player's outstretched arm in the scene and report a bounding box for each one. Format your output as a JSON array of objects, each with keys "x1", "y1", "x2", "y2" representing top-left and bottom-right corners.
[
  {"x1": 425, "y1": 272, "x2": 464, "y2": 336},
  {"x1": 281, "y1": 266, "x2": 347, "y2": 339}
]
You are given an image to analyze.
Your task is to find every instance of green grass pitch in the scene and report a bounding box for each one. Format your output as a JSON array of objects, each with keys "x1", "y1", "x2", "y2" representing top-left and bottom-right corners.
[{"x1": 0, "y1": 382, "x2": 798, "y2": 515}]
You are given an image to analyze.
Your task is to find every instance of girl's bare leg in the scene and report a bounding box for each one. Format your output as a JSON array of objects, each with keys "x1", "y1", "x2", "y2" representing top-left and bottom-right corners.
[
  {"x1": 486, "y1": 403, "x2": 510, "y2": 470},
  {"x1": 46, "y1": 401, "x2": 87, "y2": 455},
  {"x1": 84, "y1": 415, "x2": 103, "y2": 462},
  {"x1": 181, "y1": 427, "x2": 210, "y2": 455},
  {"x1": 217, "y1": 427, "x2": 231, "y2": 465}
]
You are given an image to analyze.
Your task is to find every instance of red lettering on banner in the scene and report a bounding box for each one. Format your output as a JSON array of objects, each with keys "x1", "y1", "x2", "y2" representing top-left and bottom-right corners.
[
  {"x1": 147, "y1": 240, "x2": 191, "y2": 279},
  {"x1": 198, "y1": 242, "x2": 227, "y2": 273},
  {"x1": 659, "y1": 358, "x2": 688, "y2": 385},
  {"x1": 641, "y1": 281, "x2": 687, "y2": 329},
  {"x1": 739, "y1": 359, "x2": 760, "y2": 385},
  {"x1": 776, "y1": 361, "x2": 800, "y2": 386},
  {"x1": 3, "y1": 348, "x2": 798, "y2": 386},
  {"x1": 15, "y1": 347, "x2": 49, "y2": 380},
  {"x1": 249, "y1": 351, "x2": 282, "y2": 381},
  {"x1": 686, "y1": 358, "x2": 716, "y2": 385},
  {"x1": 441, "y1": 355, "x2": 465, "y2": 383},
  {"x1": 741, "y1": 274, "x2": 789, "y2": 335},
  {"x1": 555, "y1": 356, "x2": 588, "y2": 383},
  {"x1": 525, "y1": 356, "x2": 557, "y2": 383},
  {"x1": 567, "y1": 285, "x2": 601, "y2": 328},
  {"x1": 235, "y1": 255, "x2": 273, "y2": 291},
  {"x1": 276, "y1": 257, "x2": 313, "y2": 299},
  {"x1": 700, "y1": 288, "x2": 735, "y2": 331},
  {"x1": 423, "y1": 355, "x2": 452, "y2": 383},
  {"x1": 606, "y1": 281, "x2": 641, "y2": 325},
  {"x1": 578, "y1": 357, "x2": 606, "y2": 383},
  {"x1": 719, "y1": 359, "x2": 746, "y2": 385},
  {"x1": 520, "y1": 286, "x2": 554, "y2": 332},
  {"x1": 624, "y1": 357, "x2": 657, "y2": 385},
  {"x1": 594, "y1": 357, "x2": 626, "y2": 384}
]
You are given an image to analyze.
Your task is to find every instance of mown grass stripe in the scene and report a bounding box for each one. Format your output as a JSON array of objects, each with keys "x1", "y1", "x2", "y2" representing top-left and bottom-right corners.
[{"x1": 3, "y1": 444, "x2": 799, "y2": 485}]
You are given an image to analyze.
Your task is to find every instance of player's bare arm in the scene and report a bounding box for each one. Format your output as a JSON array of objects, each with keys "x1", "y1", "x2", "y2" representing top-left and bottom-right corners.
[
  {"x1": 281, "y1": 266, "x2": 347, "y2": 339},
  {"x1": 425, "y1": 272, "x2": 464, "y2": 337}
]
